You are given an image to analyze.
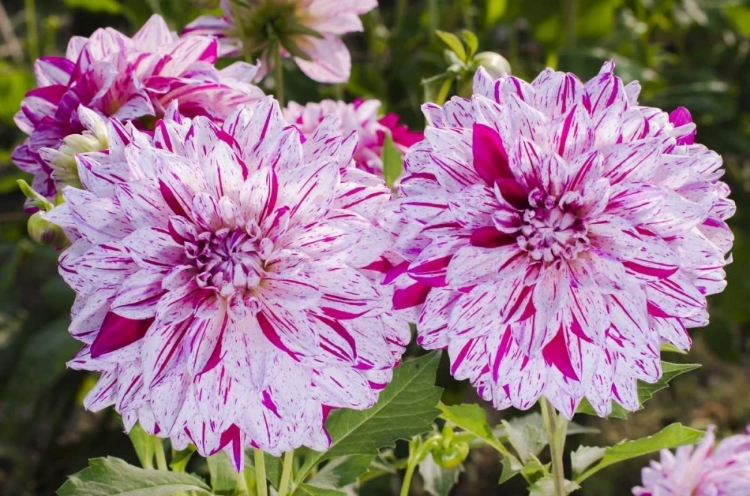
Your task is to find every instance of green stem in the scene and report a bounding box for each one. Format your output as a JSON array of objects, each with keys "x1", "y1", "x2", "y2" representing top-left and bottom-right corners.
[
  {"x1": 153, "y1": 438, "x2": 168, "y2": 471},
  {"x1": 254, "y1": 450, "x2": 268, "y2": 496},
  {"x1": 274, "y1": 46, "x2": 285, "y2": 107},
  {"x1": 277, "y1": 450, "x2": 294, "y2": 496},
  {"x1": 563, "y1": 0, "x2": 578, "y2": 50},
  {"x1": 399, "y1": 436, "x2": 440, "y2": 496},
  {"x1": 541, "y1": 398, "x2": 568, "y2": 496},
  {"x1": 24, "y1": 0, "x2": 38, "y2": 62},
  {"x1": 428, "y1": 0, "x2": 439, "y2": 41}
]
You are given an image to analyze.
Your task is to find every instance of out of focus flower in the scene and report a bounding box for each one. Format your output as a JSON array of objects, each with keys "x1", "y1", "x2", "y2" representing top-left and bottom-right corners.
[
  {"x1": 45, "y1": 97, "x2": 408, "y2": 468},
  {"x1": 384, "y1": 61, "x2": 734, "y2": 418},
  {"x1": 184, "y1": 0, "x2": 377, "y2": 83},
  {"x1": 633, "y1": 425, "x2": 750, "y2": 495},
  {"x1": 284, "y1": 99, "x2": 423, "y2": 176},
  {"x1": 13, "y1": 14, "x2": 262, "y2": 204}
]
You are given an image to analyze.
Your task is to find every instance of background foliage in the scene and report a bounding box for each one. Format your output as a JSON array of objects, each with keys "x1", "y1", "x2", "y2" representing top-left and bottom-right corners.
[{"x1": 1, "y1": 0, "x2": 750, "y2": 494}]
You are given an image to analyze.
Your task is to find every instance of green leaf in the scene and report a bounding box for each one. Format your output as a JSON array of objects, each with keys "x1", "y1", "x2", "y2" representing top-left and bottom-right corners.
[
  {"x1": 570, "y1": 446, "x2": 605, "y2": 477},
  {"x1": 436, "y1": 30, "x2": 467, "y2": 61},
  {"x1": 461, "y1": 30, "x2": 479, "y2": 58},
  {"x1": 438, "y1": 403, "x2": 505, "y2": 451},
  {"x1": 418, "y1": 452, "x2": 460, "y2": 496},
  {"x1": 57, "y1": 457, "x2": 211, "y2": 496},
  {"x1": 263, "y1": 452, "x2": 282, "y2": 489},
  {"x1": 529, "y1": 476, "x2": 580, "y2": 496},
  {"x1": 295, "y1": 353, "x2": 443, "y2": 484},
  {"x1": 63, "y1": 0, "x2": 123, "y2": 13},
  {"x1": 382, "y1": 133, "x2": 404, "y2": 188},
  {"x1": 128, "y1": 423, "x2": 155, "y2": 470},
  {"x1": 296, "y1": 484, "x2": 346, "y2": 496},
  {"x1": 308, "y1": 455, "x2": 375, "y2": 489},
  {"x1": 500, "y1": 419, "x2": 546, "y2": 463},
  {"x1": 207, "y1": 451, "x2": 238, "y2": 495},
  {"x1": 576, "y1": 423, "x2": 704, "y2": 483},
  {"x1": 576, "y1": 361, "x2": 700, "y2": 419}
]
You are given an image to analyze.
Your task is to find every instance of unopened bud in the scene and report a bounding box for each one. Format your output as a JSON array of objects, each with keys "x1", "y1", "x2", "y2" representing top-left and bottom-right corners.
[
  {"x1": 473, "y1": 51, "x2": 511, "y2": 78},
  {"x1": 27, "y1": 212, "x2": 69, "y2": 247}
]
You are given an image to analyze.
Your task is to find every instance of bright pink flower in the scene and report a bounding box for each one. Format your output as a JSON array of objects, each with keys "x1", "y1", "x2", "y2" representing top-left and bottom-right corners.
[
  {"x1": 45, "y1": 97, "x2": 408, "y2": 468},
  {"x1": 184, "y1": 0, "x2": 377, "y2": 83},
  {"x1": 284, "y1": 99, "x2": 423, "y2": 176},
  {"x1": 384, "y1": 62, "x2": 734, "y2": 418},
  {"x1": 13, "y1": 15, "x2": 262, "y2": 204},
  {"x1": 633, "y1": 426, "x2": 750, "y2": 495}
]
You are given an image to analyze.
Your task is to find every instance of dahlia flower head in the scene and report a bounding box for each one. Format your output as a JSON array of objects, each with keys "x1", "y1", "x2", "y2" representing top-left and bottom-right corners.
[
  {"x1": 384, "y1": 61, "x2": 734, "y2": 418},
  {"x1": 13, "y1": 14, "x2": 263, "y2": 204},
  {"x1": 184, "y1": 0, "x2": 376, "y2": 83},
  {"x1": 284, "y1": 99, "x2": 423, "y2": 176},
  {"x1": 633, "y1": 425, "x2": 750, "y2": 496},
  {"x1": 44, "y1": 96, "x2": 409, "y2": 468}
]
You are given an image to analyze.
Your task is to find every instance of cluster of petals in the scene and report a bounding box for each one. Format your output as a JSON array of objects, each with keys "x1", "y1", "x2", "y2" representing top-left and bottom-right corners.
[
  {"x1": 45, "y1": 97, "x2": 409, "y2": 468},
  {"x1": 13, "y1": 14, "x2": 263, "y2": 204},
  {"x1": 383, "y1": 61, "x2": 734, "y2": 418},
  {"x1": 633, "y1": 425, "x2": 750, "y2": 495},
  {"x1": 184, "y1": 0, "x2": 377, "y2": 83},
  {"x1": 284, "y1": 98, "x2": 423, "y2": 176}
]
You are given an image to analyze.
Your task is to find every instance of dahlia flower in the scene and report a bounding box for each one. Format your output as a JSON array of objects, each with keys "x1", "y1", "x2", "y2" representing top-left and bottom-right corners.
[
  {"x1": 633, "y1": 426, "x2": 750, "y2": 496},
  {"x1": 384, "y1": 61, "x2": 734, "y2": 418},
  {"x1": 184, "y1": 0, "x2": 377, "y2": 83},
  {"x1": 13, "y1": 14, "x2": 262, "y2": 204},
  {"x1": 284, "y1": 99, "x2": 423, "y2": 176},
  {"x1": 45, "y1": 96, "x2": 408, "y2": 468}
]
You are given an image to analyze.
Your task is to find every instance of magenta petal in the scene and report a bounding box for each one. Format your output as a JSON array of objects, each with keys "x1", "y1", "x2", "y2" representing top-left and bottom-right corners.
[
  {"x1": 393, "y1": 282, "x2": 431, "y2": 310},
  {"x1": 470, "y1": 226, "x2": 515, "y2": 248},
  {"x1": 91, "y1": 312, "x2": 154, "y2": 358},
  {"x1": 472, "y1": 123, "x2": 511, "y2": 185},
  {"x1": 542, "y1": 328, "x2": 579, "y2": 381},
  {"x1": 669, "y1": 106, "x2": 696, "y2": 145}
]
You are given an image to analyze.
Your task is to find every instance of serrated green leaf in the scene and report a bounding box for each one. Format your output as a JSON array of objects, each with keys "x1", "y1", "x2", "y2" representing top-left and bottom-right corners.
[
  {"x1": 529, "y1": 476, "x2": 580, "y2": 496},
  {"x1": 436, "y1": 30, "x2": 467, "y2": 61},
  {"x1": 576, "y1": 423, "x2": 704, "y2": 483},
  {"x1": 461, "y1": 30, "x2": 479, "y2": 58},
  {"x1": 570, "y1": 446, "x2": 605, "y2": 477},
  {"x1": 576, "y1": 361, "x2": 700, "y2": 419},
  {"x1": 56, "y1": 457, "x2": 211, "y2": 496},
  {"x1": 207, "y1": 451, "x2": 238, "y2": 495},
  {"x1": 128, "y1": 424, "x2": 155, "y2": 470},
  {"x1": 499, "y1": 456, "x2": 523, "y2": 483},
  {"x1": 438, "y1": 403, "x2": 499, "y2": 448},
  {"x1": 382, "y1": 133, "x2": 403, "y2": 188},
  {"x1": 296, "y1": 484, "x2": 346, "y2": 496},
  {"x1": 501, "y1": 419, "x2": 546, "y2": 463},
  {"x1": 295, "y1": 353, "x2": 443, "y2": 484},
  {"x1": 308, "y1": 455, "x2": 375, "y2": 489},
  {"x1": 418, "y1": 452, "x2": 460, "y2": 496}
]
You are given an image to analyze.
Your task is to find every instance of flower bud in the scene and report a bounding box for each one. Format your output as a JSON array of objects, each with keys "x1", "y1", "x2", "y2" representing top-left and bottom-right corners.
[
  {"x1": 27, "y1": 212, "x2": 69, "y2": 247},
  {"x1": 432, "y1": 425, "x2": 470, "y2": 469},
  {"x1": 473, "y1": 51, "x2": 511, "y2": 78}
]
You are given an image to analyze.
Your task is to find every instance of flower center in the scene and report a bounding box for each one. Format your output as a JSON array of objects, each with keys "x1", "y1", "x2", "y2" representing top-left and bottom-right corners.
[
  {"x1": 185, "y1": 227, "x2": 271, "y2": 299},
  {"x1": 517, "y1": 189, "x2": 589, "y2": 263}
]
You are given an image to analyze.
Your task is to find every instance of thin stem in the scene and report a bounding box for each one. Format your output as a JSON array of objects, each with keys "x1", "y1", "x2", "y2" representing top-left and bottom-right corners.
[
  {"x1": 563, "y1": 0, "x2": 578, "y2": 50},
  {"x1": 399, "y1": 436, "x2": 440, "y2": 496},
  {"x1": 254, "y1": 449, "x2": 268, "y2": 496},
  {"x1": 428, "y1": 0, "x2": 438, "y2": 41},
  {"x1": 277, "y1": 450, "x2": 294, "y2": 496},
  {"x1": 24, "y1": 0, "x2": 38, "y2": 62},
  {"x1": 541, "y1": 398, "x2": 568, "y2": 496},
  {"x1": 274, "y1": 46, "x2": 285, "y2": 107},
  {"x1": 399, "y1": 459, "x2": 418, "y2": 496},
  {"x1": 236, "y1": 468, "x2": 249, "y2": 496},
  {"x1": 153, "y1": 438, "x2": 168, "y2": 471}
]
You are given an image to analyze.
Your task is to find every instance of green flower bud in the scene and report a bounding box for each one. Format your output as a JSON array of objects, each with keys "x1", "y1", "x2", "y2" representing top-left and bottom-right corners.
[
  {"x1": 432, "y1": 441, "x2": 470, "y2": 469},
  {"x1": 473, "y1": 51, "x2": 511, "y2": 78},
  {"x1": 27, "y1": 212, "x2": 69, "y2": 247}
]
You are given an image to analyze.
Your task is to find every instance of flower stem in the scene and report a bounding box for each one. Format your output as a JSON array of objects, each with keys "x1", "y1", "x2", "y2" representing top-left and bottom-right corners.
[
  {"x1": 277, "y1": 450, "x2": 294, "y2": 496},
  {"x1": 153, "y1": 438, "x2": 168, "y2": 471},
  {"x1": 24, "y1": 0, "x2": 38, "y2": 62},
  {"x1": 541, "y1": 398, "x2": 569, "y2": 496},
  {"x1": 274, "y1": 46, "x2": 285, "y2": 107},
  {"x1": 254, "y1": 449, "x2": 268, "y2": 496},
  {"x1": 399, "y1": 458, "x2": 418, "y2": 496}
]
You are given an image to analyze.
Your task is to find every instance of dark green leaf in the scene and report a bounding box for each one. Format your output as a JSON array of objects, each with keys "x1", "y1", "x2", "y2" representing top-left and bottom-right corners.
[
  {"x1": 57, "y1": 457, "x2": 211, "y2": 496},
  {"x1": 308, "y1": 455, "x2": 375, "y2": 489},
  {"x1": 296, "y1": 484, "x2": 346, "y2": 496},
  {"x1": 295, "y1": 353, "x2": 442, "y2": 484}
]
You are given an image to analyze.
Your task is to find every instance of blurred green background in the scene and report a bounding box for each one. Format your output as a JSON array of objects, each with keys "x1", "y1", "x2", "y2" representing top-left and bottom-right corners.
[{"x1": 2, "y1": 0, "x2": 750, "y2": 494}]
